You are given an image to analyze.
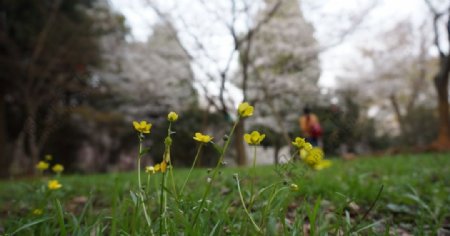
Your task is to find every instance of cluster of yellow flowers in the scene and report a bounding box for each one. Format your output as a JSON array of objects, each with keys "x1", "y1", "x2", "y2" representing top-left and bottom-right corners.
[
  {"x1": 35, "y1": 154, "x2": 65, "y2": 191},
  {"x1": 36, "y1": 159, "x2": 64, "y2": 174},
  {"x1": 145, "y1": 161, "x2": 167, "y2": 174},
  {"x1": 292, "y1": 137, "x2": 331, "y2": 170},
  {"x1": 133, "y1": 112, "x2": 181, "y2": 175},
  {"x1": 132, "y1": 103, "x2": 330, "y2": 179}
]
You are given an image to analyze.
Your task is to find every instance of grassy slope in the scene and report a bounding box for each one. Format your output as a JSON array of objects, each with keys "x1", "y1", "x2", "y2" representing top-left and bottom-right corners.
[{"x1": 1, "y1": 153, "x2": 449, "y2": 234}]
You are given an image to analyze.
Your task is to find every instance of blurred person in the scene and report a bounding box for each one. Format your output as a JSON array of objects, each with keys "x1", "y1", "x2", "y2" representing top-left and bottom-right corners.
[{"x1": 299, "y1": 107, "x2": 323, "y2": 147}]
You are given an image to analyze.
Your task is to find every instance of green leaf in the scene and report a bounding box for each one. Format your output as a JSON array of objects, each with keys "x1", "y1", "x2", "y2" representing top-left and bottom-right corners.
[
  {"x1": 10, "y1": 217, "x2": 51, "y2": 235},
  {"x1": 54, "y1": 199, "x2": 67, "y2": 236},
  {"x1": 140, "y1": 148, "x2": 150, "y2": 156},
  {"x1": 129, "y1": 190, "x2": 138, "y2": 205},
  {"x1": 208, "y1": 220, "x2": 221, "y2": 236}
]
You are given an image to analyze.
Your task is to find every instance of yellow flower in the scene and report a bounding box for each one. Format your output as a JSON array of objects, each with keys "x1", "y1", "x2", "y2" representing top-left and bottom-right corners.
[
  {"x1": 193, "y1": 132, "x2": 213, "y2": 143},
  {"x1": 290, "y1": 183, "x2": 299, "y2": 192},
  {"x1": 292, "y1": 137, "x2": 309, "y2": 149},
  {"x1": 167, "y1": 111, "x2": 179, "y2": 122},
  {"x1": 160, "y1": 161, "x2": 167, "y2": 173},
  {"x1": 237, "y1": 102, "x2": 254, "y2": 117},
  {"x1": 45, "y1": 154, "x2": 53, "y2": 161},
  {"x1": 244, "y1": 131, "x2": 265, "y2": 145},
  {"x1": 154, "y1": 164, "x2": 161, "y2": 172},
  {"x1": 313, "y1": 159, "x2": 332, "y2": 170},
  {"x1": 299, "y1": 149, "x2": 308, "y2": 160},
  {"x1": 304, "y1": 142, "x2": 313, "y2": 151},
  {"x1": 303, "y1": 148, "x2": 324, "y2": 167},
  {"x1": 133, "y1": 120, "x2": 152, "y2": 134},
  {"x1": 36, "y1": 161, "x2": 49, "y2": 171},
  {"x1": 145, "y1": 166, "x2": 156, "y2": 174},
  {"x1": 52, "y1": 164, "x2": 64, "y2": 173},
  {"x1": 48, "y1": 180, "x2": 62, "y2": 190},
  {"x1": 32, "y1": 208, "x2": 43, "y2": 215}
]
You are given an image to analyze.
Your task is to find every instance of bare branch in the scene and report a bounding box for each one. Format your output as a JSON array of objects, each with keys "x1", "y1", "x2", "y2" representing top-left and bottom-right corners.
[{"x1": 424, "y1": 0, "x2": 447, "y2": 57}]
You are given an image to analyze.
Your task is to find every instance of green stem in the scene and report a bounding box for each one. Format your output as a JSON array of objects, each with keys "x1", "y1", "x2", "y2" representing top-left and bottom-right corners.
[
  {"x1": 138, "y1": 138, "x2": 143, "y2": 190},
  {"x1": 167, "y1": 123, "x2": 177, "y2": 194},
  {"x1": 180, "y1": 144, "x2": 203, "y2": 194},
  {"x1": 146, "y1": 174, "x2": 151, "y2": 195},
  {"x1": 249, "y1": 146, "x2": 257, "y2": 207},
  {"x1": 159, "y1": 172, "x2": 167, "y2": 235},
  {"x1": 140, "y1": 192, "x2": 152, "y2": 228},
  {"x1": 192, "y1": 119, "x2": 240, "y2": 227},
  {"x1": 235, "y1": 174, "x2": 261, "y2": 233}
]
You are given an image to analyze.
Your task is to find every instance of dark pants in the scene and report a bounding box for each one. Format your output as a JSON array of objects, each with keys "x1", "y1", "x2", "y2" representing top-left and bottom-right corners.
[{"x1": 306, "y1": 137, "x2": 319, "y2": 147}]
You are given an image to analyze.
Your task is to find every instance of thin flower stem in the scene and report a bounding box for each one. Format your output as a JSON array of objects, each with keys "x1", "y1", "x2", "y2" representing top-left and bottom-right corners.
[
  {"x1": 159, "y1": 172, "x2": 167, "y2": 235},
  {"x1": 138, "y1": 136, "x2": 143, "y2": 190},
  {"x1": 140, "y1": 192, "x2": 152, "y2": 228},
  {"x1": 146, "y1": 174, "x2": 151, "y2": 195},
  {"x1": 235, "y1": 174, "x2": 262, "y2": 233},
  {"x1": 180, "y1": 144, "x2": 203, "y2": 194},
  {"x1": 249, "y1": 146, "x2": 257, "y2": 207},
  {"x1": 192, "y1": 119, "x2": 240, "y2": 227},
  {"x1": 137, "y1": 135, "x2": 152, "y2": 229},
  {"x1": 166, "y1": 122, "x2": 179, "y2": 200}
]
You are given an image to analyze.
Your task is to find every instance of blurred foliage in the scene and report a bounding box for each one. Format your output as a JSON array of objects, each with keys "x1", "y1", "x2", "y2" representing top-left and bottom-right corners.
[
  {"x1": 395, "y1": 106, "x2": 438, "y2": 147},
  {"x1": 0, "y1": 0, "x2": 127, "y2": 175}
]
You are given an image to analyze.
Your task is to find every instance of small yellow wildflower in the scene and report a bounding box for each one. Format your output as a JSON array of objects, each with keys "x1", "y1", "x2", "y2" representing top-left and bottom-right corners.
[
  {"x1": 313, "y1": 159, "x2": 332, "y2": 170},
  {"x1": 167, "y1": 111, "x2": 179, "y2": 122},
  {"x1": 292, "y1": 137, "x2": 307, "y2": 149},
  {"x1": 32, "y1": 208, "x2": 43, "y2": 215},
  {"x1": 45, "y1": 154, "x2": 53, "y2": 161},
  {"x1": 36, "y1": 161, "x2": 49, "y2": 171},
  {"x1": 145, "y1": 166, "x2": 156, "y2": 174},
  {"x1": 160, "y1": 161, "x2": 167, "y2": 173},
  {"x1": 48, "y1": 180, "x2": 62, "y2": 190},
  {"x1": 244, "y1": 131, "x2": 265, "y2": 145},
  {"x1": 237, "y1": 102, "x2": 254, "y2": 117},
  {"x1": 303, "y1": 148, "x2": 324, "y2": 167},
  {"x1": 299, "y1": 149, "x2": 308, "y2": 160},
  {"x1": 290, "y1": 183, "x2": 299, "y2": 192},
  {"x1": 304, "y1": 142, "x2": 313, "y2": 151},
  {"x1": 154, "y1": 164, "x2": 161, "y2": 172},
  {"x1": 193, "y1": 132, "x2": 213, "y2": 143},
  {"x1": 52, "y1": 164, "x2": 64, "y2": 173},
  {"x1": 133, "y1": 120, "x2": 152, "y2": 134}
]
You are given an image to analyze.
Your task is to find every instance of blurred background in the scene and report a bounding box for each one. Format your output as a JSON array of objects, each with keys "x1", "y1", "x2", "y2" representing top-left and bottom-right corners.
[{"x1": 0, "y1": 0, "x2": 449, "y2": 177}]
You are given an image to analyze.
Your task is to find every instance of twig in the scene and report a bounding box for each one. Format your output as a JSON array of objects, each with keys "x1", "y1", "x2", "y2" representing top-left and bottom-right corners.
[{"x1": 349, "y1": 184, "x2": 384, "y2": 233}]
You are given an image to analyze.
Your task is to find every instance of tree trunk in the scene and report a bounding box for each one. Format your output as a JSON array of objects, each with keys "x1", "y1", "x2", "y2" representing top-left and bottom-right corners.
[
  {"x1": 389, "y1": 94, "x2": 407, "y2": 138},
  {"x1": 0, "y1": 95, "x2": 11, "y2": 178},
  {"x1": 433, "y1": 72, "x2": 450, "y2": 149},
  {"x1": 273, "y1": 144, "x2": 279, "y2": 165},
  {"x1": 234, "y1": 120, "x2": 247, "y2": 166},
  {"x1": 429, "y1": 7, "x2": 450, "y2": 150},
  {"x1": 25, "y1": 104, "x2": 40, "y2": 174}
]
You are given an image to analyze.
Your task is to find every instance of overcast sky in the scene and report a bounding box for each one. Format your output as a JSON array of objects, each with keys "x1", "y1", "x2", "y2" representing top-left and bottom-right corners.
[{"x1": 109, "y1": 0, "x2": 433, "y2": 90}]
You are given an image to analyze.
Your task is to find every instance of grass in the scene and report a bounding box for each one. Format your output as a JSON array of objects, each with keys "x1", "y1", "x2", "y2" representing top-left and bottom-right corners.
[{"x1": 0, "y1": 153, "x2": 449, "y2": 235}]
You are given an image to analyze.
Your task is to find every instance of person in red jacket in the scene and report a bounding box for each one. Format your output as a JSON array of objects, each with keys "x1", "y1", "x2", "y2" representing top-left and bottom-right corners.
[{"x1": 299, "y1": 107, "x2": 323, "y2": 147}]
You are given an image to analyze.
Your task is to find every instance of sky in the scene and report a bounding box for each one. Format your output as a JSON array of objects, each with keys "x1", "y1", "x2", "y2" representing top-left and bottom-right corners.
[{"x1": 109, "y1": 0, "x2": 431, "y2": 90}]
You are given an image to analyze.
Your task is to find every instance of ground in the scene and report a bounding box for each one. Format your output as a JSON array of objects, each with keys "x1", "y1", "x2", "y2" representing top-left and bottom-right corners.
[{"x1": 0, "y1": 153, "x2": 449, "y2": 235}]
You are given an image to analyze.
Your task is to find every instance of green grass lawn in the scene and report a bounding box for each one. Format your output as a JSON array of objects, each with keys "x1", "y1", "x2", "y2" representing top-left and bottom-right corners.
[{"x1": 1, "y1": 153, "x2": 449, "y2": 235}]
